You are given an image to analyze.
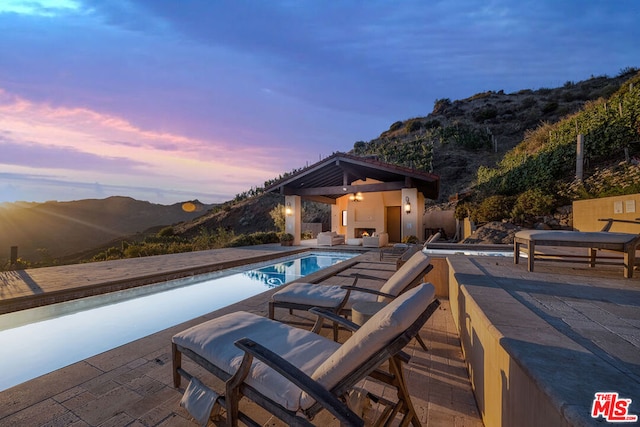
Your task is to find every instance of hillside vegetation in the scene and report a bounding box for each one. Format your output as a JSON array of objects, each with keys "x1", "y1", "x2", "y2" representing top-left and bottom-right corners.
[
  {"x1": 459, "y1": 71, "x2": 640, "y2": 225},
  {"x1": 177, "y1": 68, "x2": 640, "y2": 241},
  {"x1": 353, "y1": 68, "x2": 639, "y2": 200}
]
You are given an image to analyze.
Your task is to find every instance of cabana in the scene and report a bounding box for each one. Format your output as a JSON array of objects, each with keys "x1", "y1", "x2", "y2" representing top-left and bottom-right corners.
[{"x1": 266, "y1": 153, "x2": 440, "y2": 245}]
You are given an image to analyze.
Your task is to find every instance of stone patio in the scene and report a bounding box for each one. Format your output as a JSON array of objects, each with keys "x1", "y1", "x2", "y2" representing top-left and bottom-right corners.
[{"x1": 0, "y1": 246, "x2": 482, "y2": 426}]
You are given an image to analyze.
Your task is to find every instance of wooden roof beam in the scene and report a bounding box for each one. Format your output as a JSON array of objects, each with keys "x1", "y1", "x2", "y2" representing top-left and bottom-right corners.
[{"x1": 285, "y1": 181, "x2": 406, "y2": 196}]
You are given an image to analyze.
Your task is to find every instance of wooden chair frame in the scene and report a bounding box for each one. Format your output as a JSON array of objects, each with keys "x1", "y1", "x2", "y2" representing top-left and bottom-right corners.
[
  {"x1": 269, "y1": 264, "x2": 433, "y2": 345},
  {"x1": 173, "y1": 298, "x2": 441, "y2": 427}
]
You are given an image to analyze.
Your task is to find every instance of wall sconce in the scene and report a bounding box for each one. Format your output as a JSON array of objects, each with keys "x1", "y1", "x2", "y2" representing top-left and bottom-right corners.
[
  {"x1": 285, "y1": 202, "x2": 292, "y2": 216},
  {"x1": 404, "y1": 197, "x2": 411, "y2": 214},
  {"x1": 349, "y1": 192, "x2": 363, "y2": 202}
]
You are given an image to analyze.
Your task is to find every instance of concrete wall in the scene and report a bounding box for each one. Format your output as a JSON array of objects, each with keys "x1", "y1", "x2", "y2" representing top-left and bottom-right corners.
[
  {"x1": 301, "y1": 223, "x2": 323, "y2": 237},
  {"x1": 448, "y1": 259, "x2": 580, "y2": 427},
  {"x1": 423, "y1": 256, "x2": 449, "y2": 298},
  {"x1": 573, "y1": 193, "x2": 640, "y2": 232},
  {"x1": 423, "y1": 209, "x2": 456, "y2": 240}
]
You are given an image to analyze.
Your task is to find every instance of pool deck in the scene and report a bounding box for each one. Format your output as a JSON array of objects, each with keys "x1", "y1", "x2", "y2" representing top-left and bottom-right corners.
[
  {"x1": 1, "y1": 243, "x2": 639, "y2": 426},
  {"x1": 0, "y1": 244, "x2": 482, "y2": 426}
]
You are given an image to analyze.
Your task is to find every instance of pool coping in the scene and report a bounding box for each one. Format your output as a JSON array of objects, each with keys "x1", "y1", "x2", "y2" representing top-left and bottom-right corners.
[{"x1": 1, "y1": 246, "x2": 335, "y2": 315}]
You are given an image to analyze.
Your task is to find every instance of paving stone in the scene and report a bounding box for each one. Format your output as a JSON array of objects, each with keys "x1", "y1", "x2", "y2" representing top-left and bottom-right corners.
[
  {"x1": 73, "y1": 386, "x2": 142, "y2": 425},
  {"x1": 1, "y1": 398, "x2": 68, "y2": 426}
]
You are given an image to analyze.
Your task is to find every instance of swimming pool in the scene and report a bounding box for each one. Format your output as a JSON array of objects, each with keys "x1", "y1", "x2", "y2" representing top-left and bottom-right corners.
[{"x1": 0, "y1": 251, "x2": 357, "y2": 391}]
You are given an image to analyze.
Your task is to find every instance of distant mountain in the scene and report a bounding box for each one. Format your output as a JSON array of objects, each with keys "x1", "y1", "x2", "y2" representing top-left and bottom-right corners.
[{"x1": 0, "y1": 196, "x2": 214, "y2": 264}]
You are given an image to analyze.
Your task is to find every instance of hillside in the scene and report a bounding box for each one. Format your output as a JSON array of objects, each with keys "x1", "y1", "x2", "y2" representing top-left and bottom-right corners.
[
  {"x1": 0, "y1": 196, "x2": 214, "y2": 264},
  {"x1": 355, "y1": 68, "x2": 639, "y2": 200}
]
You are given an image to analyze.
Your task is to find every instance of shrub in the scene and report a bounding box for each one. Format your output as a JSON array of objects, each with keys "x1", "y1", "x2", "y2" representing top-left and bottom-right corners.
[
  {"x1": 405, "y1": 120, "x2": 422, "y2": 133},
  {"x1": 472, "y1": 195, "x2": 515, "y2": 223},
  {"x1": 402, "y1": 235, "x2": 419, "y2": 244},
  {"x1": 424, "y1": 119, "x2": 441, "y2": 129},
  {"x1": 472, "y1": 106, "x2": 498, "y2": 122},
  {"x1": 269, "y1": 204, "x2": 286, "y2": 233},
  {"x1": 228, "y1": 234, "x2": 258, "y2": 247},
  {"x1": 511, "y1": 189, "x2": 556, "y2": 223},
  {"x1": 542, "y1": 101, "x2": 558, "y2": 114},
  {"x1": 228, "y1": 232, "x2": 280, "y2": 247},
  {"x1": 389, "y1": 121, "x2": 403, "y2": 132},
  {"x1": 454, "y1": 202, "x2": 472, "y2": 220},
  {"x1": 158, "y1": 226, "x2": 175, "y2": 237},
  {"x1": 280, "y1": 232, "x2": 294, "y2": 242},
  {"x1": 433, "y1": 98, "x2": 451, "y2": 114}
]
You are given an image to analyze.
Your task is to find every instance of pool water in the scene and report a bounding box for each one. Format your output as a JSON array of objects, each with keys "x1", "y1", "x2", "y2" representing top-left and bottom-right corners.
[{"x1": 0, "y1": 251, "x2": 357, "y2": 391}]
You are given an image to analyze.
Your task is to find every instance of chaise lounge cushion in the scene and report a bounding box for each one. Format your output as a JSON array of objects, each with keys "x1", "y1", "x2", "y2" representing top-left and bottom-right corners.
[
  {"x1": 270, "y1": 251, "x2": 431, "y2": 309},
  {"x1": 515, "y1": 229, "x2": 638, "y2": 245},
  {"x1": 173, "y1": 283, "x2": 436, "y2": 412},
  {"x1": 172, "y1": 312, "x2": 340, "y2": 411},
  {"x1": 303, "y1": 283, "x2": 435, "y2": 406}
]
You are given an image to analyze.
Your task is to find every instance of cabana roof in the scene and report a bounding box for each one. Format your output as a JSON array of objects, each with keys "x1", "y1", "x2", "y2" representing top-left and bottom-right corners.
[{"x1": 265, "y1": 152, "x2": 439, "y2": 204}]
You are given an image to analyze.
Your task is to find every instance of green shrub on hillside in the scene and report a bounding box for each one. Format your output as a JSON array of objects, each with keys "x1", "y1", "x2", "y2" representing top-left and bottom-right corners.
[
  {"x1": 454, "y1": 202, "x2": 471, "y2": 220},
  {"x1": 472, "y1": 195, "x2": 515, "y2": 223},
  {"x1": 158, "y1": 226, "x2": 175, "y2": 237},
  {"x1": 511, "y1": 189, "x2": 556, "y2": 223},
  {"x1": 389, "y1": 121, "x2": 403, "y2": 132},
  {"x1": 269, "y1": 204, "x2": 286, "y2": 233},
  {"x1": 228, "y1": 231, "x2": 280, "y2": 247},
  {"x1": 405, "y1": 119, "x2": 422, "y2": 133},
  {"x1": 472, "y1": 106, "x2": 498, "y2": 122},
  {"x1": 439, "y1": 123, "x2": 492, "y2": 150}
]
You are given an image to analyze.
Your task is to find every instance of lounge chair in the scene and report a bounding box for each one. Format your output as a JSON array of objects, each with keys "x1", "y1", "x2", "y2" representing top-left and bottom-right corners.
[
  {"x1": 268, "y1": 250, "x2": 432, "y2": 323},
  {"x1": 269, "y1": 250, "x2": 432, "y2": 349},
  {"x1": 172, "y1": 283, "x2": 440, "y2": 427}
]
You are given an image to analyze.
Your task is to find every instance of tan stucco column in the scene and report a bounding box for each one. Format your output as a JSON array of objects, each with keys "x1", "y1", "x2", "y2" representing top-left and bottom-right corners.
[
  {"x1": 284, "y1": 195, "x2": 302, "y2": 245},
  {"x1": 401, "y1": 188, "x2": 419, "y2": 241}
]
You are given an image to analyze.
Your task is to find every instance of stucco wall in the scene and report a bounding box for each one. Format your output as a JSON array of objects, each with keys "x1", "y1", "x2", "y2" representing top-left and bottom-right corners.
[
  {"x1": 423, "y1": 209, "x2": 456, "y2": 239},
  {"x1": 573, "y1": 194, "x2": 640, "y2": 232}
]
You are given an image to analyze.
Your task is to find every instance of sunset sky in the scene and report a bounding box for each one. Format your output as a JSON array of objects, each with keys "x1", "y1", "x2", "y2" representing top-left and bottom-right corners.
[{"x1": 1, "y1": 0, "x2": 638, "y2": 205}]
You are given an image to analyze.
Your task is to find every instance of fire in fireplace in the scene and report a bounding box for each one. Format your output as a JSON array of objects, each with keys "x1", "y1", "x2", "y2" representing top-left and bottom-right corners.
[{"x1": 354, "y1": 228, "x2": 376, "y2": 238}]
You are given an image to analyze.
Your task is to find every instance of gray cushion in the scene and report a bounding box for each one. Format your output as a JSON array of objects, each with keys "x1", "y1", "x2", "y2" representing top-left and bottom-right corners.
[
  {"x1": 516, "y1": 230, "x2": 638, "y2": 244},
  {"x1": 173, "y1": 312, "x2": 339, "y2": 411}
]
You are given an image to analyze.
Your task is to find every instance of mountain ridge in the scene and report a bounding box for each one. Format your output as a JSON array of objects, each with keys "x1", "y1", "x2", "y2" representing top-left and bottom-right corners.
[{"x1": 0, "y1": 196, "x2": 214, "y2": 264}]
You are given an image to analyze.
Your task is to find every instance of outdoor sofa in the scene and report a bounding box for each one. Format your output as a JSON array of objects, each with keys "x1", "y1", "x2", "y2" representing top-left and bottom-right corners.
[{"x1": 317, "y1": 231, "x2": 345, "y2": 246}]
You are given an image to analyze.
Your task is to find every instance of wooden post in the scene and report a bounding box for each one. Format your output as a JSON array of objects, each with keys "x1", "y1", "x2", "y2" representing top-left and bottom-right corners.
[
  {"x1": 10, "y1": 246, "x2": 18, "y2": 265},
  {"x1": 576, "y1": 134, "x2": 584, "y2": 181}
]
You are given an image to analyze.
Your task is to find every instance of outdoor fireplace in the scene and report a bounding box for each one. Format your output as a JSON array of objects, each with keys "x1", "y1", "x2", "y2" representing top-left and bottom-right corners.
[{"x1": 354, "y1": 228, "x2": 376, "y2": 238}]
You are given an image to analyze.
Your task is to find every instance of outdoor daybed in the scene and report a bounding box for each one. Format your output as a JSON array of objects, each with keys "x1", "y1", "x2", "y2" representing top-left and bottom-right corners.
[{"x1": 514, "y1": 229, "x2": 640, "y2": 278}]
